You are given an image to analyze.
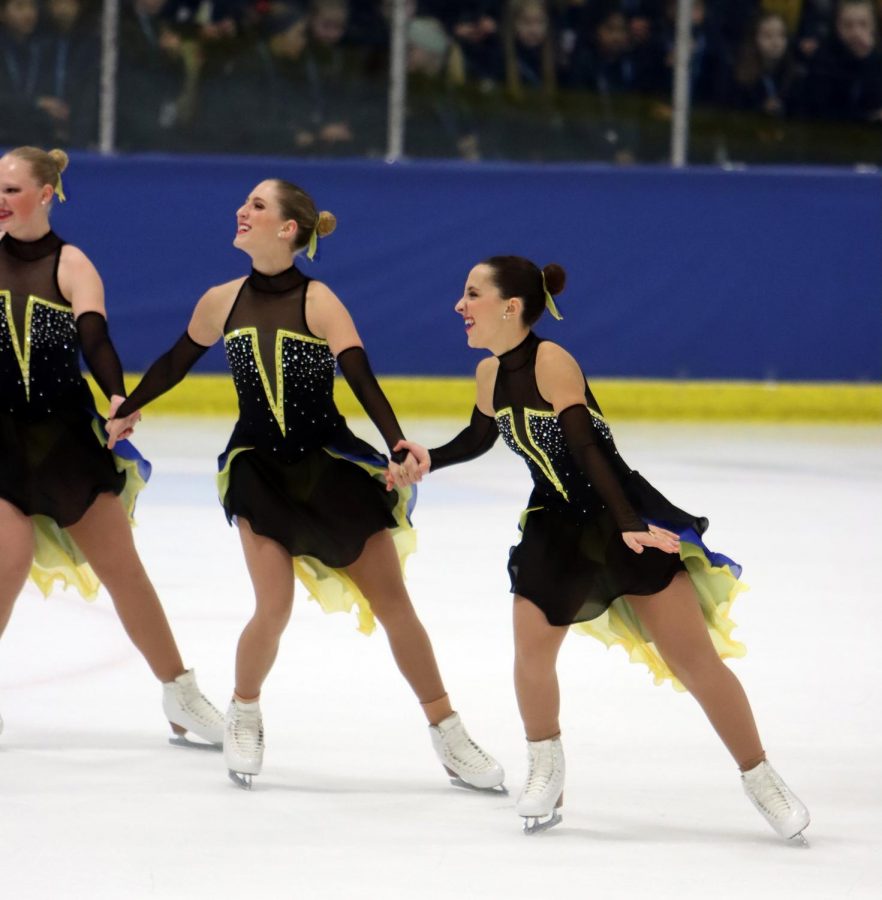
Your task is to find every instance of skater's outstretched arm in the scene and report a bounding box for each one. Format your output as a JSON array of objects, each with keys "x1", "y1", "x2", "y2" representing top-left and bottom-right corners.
[
  {"x1": 107, "y1": 280, "x2": 241, "y2": 447},
  {"x1": 402, "y1": 357, "x2": 499, "y2": 474}
]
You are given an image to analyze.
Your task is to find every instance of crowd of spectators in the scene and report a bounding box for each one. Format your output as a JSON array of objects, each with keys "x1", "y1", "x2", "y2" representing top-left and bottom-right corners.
[{"x1": 2, "y1": 0, "x2": 881, "y2": 162}]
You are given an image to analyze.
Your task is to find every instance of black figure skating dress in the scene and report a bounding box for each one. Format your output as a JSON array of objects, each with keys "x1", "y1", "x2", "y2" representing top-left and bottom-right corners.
[
  {"x1": 219, "y1": 264, "x2": 415, "y2": 633},
  {"x1": 116, "y1": 264, "x2": 415, "y2": 635},
  {"x1": 0, "y1": 232, "x2": 150, "y2": 598},
  {"x1": 431, "y1": 332, "x2": 745, "y2": 688}
]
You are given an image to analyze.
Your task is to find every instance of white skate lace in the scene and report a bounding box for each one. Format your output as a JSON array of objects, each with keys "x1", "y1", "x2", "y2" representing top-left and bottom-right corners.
[
  {"x1": 751, "y1": 769, "x2": 797, "y2": 820},
  {"x1": 179, "y1": 684, "x2": 223, "y2": 727},
  {"x1": 524, "y1": 759, "x2": 554, "y2": 796},
  {"x1": 447, "y1": 731, "x2": 494, "y2": 773},
  {"x1": 230, "y1": 709, "x2": 263, "y2": 754}
]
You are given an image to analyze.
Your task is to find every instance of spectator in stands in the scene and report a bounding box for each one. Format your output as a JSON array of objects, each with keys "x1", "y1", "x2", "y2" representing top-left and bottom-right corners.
[
  {"x1": 116, "y1": 0, "x2": 188, "y2": 150},
  {"x1": 727, "y1": 10, "x2": 807, "y2": 115},
  {"x1": 404, "y1": 15, "x2": 480, "y2": 159},
  {"x1": 0, "y1": 0, "x2": 54, "y2": 145},
  {"x1": 162, "y1": 0, "x2": 246, "y2": 41},
  {"x1": 793, "y1": 0, "x2": 836, "y2": 60},
  {"x1": 643, "y1": 0, "x2": 726, "y2": 104},
  {"x1": 304, "y1": 0, "x2": 363, "y2": 155},
  {"x1": 195, "y1": 3, "x2": 320, "y2": 155},
  {"x1": 567, "y1": 6, "x2": 648, "y2": 162},
  {"x1": 39, "y1": 0, "x2": 101, "y2": 147},
  {"x1": 424, "y1": 1, "x2": 503, "y2": 88},
  {"x1": 807, "y1": 0, "x2": 882, "y2": 121},
  {"x1": 496, "y1": 0, "x2": 571, "y2": 159}
]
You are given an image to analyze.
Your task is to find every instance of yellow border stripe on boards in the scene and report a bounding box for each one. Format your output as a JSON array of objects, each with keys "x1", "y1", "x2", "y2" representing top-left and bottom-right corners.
[{"x1": 86, "y1": 375, "x2": 882, "y2": 422}]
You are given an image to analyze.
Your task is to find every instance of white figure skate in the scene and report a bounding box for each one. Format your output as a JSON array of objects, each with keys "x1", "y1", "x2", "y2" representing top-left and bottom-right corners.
[
  {"x1": 0, "y1": 711, "x2": 3, "y2": 736},
  {"x1": 516, "y1": 737, "x2": 565, "y2": 834},
  {"x1": 162, "y1": 669, "x2": 224, "y2": 749},
  {"x1": 225, "y1": 698, "x2": 264, "y2": 790},
  {"x1": 429, "y1": 712, "x2": 505, "y2": 791},
  {"x1": 742, "y1": 760, "x2": 810, "y2": 845}
]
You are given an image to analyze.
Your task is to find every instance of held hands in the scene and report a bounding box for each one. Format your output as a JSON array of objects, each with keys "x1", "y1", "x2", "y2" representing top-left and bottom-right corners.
[
  {"x1": 106, "y1": 394, "x2": 141, "y2": 450},
  {"x1": 385, "y1": 440, "x2": 431, "y2": 492},
  {"x1": 622, "y1": 524, "x2": 681, "y2": 555}
]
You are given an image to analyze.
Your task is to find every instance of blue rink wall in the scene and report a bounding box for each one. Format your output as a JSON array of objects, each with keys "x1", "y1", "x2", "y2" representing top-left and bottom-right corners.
[{"x1": 52, "y1": 153, "x2": 881, "y2": 382}]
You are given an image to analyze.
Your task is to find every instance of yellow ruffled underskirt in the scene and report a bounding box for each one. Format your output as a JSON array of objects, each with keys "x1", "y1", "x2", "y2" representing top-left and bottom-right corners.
[
  {"x1": 29, "y1": 422, "x2": 148, "y2": 600},
  {"x1": 571, "y1": 540, "x2": 748, "y2": 691}
]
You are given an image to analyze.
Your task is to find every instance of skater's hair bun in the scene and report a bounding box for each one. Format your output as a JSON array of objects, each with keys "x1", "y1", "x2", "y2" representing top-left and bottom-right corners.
[
  {"x1": 483, "y1": 255, "x2": 568, "y2": 327},
  {"x1": 271, "y1": 178, "x2": 336, "y2": 254},
  {"x1": 541, "y1": 263, "x2": 566, "y2": 297},
  {"x1": 315, "y1": 210, "x2": 337, "y2": 238}
]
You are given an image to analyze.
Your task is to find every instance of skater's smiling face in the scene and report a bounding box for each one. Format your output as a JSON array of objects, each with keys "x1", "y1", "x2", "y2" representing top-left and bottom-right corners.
[
  {"x1": 0, "y1": 154, "x2": 54, "y2": 237},
  {"x1": 234, "y1": 180, "x2": 297, "y2": 253},
  {"x1": 455, "y1": 264, "x2": 525, "y2": 353}
]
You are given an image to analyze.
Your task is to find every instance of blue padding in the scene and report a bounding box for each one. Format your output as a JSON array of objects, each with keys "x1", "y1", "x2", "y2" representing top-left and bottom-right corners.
[{"x1": 49, "y1": 154, "x2": 881, "y2": 380}]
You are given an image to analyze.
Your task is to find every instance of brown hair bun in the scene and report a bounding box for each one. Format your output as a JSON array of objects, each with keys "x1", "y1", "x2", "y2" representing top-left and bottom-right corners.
[
  {"x1": 316, "y1": 210, "x2": 337, "y2": 238},
  {"x1": 542, "y1": 263, "x2": 566, "y2": 296}
]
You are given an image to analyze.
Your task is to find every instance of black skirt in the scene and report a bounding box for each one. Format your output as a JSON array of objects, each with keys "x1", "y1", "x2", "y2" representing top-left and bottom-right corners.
[
  {"x1": 217, "y1": 427, "x2": 416, "y2": 635},
  {"x1": 508, "y1": 472, "x2": 747, "y2": 689}
]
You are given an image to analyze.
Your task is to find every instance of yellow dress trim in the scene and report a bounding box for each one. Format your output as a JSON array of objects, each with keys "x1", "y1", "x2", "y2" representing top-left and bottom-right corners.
[
  {"x1": 524, "y1": 408, "x2": 570, "y2": 501},
  {"x1": 216, "y1": 445, "x2": 415, "y2": 636},
  {"x1": 496, "y1": 407, "x2": 568, "y2": 500},
  {"x1": 28, "y1": 419, "x2": 148, "y2": 600},
  {"x1": 570, "y1": 539, "x2": 748, "y2": 691},
  {"x1": 2, "y1": 292, "x2": 71, "y2": 402}
]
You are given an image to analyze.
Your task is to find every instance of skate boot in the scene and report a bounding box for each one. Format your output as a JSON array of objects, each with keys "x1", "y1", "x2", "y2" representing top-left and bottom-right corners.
[
  {"x1": 516, "y1": 736, "x2": 565, "y2": 834},
  {"x1": 741, "y1": 760, "x2": 810, "y2": 844},
  {"x1": 224, "y1": 698, "x2": 264, "y2": 790},
  {"x1": 429, "y1": 712, "x2": 505, "y2": 791},
  {"x1": 162, "y1": 669, "x2": 224, "y2": 748}
]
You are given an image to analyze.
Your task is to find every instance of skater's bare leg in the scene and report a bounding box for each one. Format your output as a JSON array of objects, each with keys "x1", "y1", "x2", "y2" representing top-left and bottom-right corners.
[
  {"x1": 235, "y1": 518, "x2": 295, "y2": 701},
  {"x1": 0, "y1": 498, "x2": 34, "y2": 638},
  {"x1": 67, "y1": 493, "x2": 185, "y2": 683},
  {"x1": 513, "y1": 596, "x2": 568, "y2": 741},
  {"x1": 346, "y1": 529, "x2": 451, "y2": 724},
  {"x1": 628, "y1": 571, "x2": 764, "y2": 770}
]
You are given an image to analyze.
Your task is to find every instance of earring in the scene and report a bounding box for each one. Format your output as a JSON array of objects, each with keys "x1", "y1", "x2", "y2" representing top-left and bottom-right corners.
[
  {"x1": 277, "y1": 231, "x2": 285, "y2": 238},
  {"x1": 502, "y1": 313, "x2": 509, "y2": 320}
]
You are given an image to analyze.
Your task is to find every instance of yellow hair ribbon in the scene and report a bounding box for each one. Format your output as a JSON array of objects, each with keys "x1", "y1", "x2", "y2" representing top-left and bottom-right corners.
[
  {"x1": 306, "y1": 228, "x2": 318, "y2": 260},
  {"x1": 541, "y1": 272, "x2": 563, "y2": 320},
  {"x1": 54, "y1": 173, "x2": 66, "y2": 203}
]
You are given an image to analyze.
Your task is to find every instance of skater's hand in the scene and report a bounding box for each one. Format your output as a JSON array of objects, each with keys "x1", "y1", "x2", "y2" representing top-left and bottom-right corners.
[
  {"x1": 386, "y1": 448, "x2": 426, "y2": 492},
  {"x1": 393, "y1": 440, "x2": 430, "y2": 475},
  {"x1": 622, "y1": 524, "x2": 680, "y2": 555},
  {"x1": 106, "y1": 394, "x2": 141, "y2": 449}
]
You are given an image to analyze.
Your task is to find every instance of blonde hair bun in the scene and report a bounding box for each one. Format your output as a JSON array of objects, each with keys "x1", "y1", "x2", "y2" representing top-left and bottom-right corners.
[
  {"x1": 48, "y1": 149, "x2": 70, "y2": 174},
  {"x1": 316, "y1": 210, "x2": 337, "y2": 238}
]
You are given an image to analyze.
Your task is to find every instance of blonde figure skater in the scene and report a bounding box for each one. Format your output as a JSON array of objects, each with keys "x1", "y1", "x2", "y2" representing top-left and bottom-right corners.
[
  {"x1": 394, "y1": 255, "x2": 810, "y2": 841},
  {"x1": 107, "y1": 178, "x2": 503, "y2": 791},
  {"x1": 0, "y1": 146, "x2": 223, "y2": 747}
]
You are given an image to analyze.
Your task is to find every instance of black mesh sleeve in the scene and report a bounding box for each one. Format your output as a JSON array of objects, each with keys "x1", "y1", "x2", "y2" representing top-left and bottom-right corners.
[
  {"x1": 429, "y1": 406, "x2": 498, "y2": 471},
  {"x1": 337, "y1": 346, "x2": 407, "y2": 462},
  {"x1": 76, "y1": 311, "x2": 126, "y2": 400},
  {"x1": 558, "y1": 404, "x2": 648, "y2": 533},
  {"x1": 113, "y1": 331, "x2": 210, "y2": 419}
]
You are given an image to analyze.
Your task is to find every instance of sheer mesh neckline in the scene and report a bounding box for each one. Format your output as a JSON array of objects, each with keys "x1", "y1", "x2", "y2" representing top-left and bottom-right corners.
[
  {"x1": 497, "y1": 331, "x2": 540, "y2": 372},
  {"x1": 1, "y1": 230, "x2": 63, "y2": 261},
  {"x1": 248, "y1": 263, "x2": 307, "y2": 294}
]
